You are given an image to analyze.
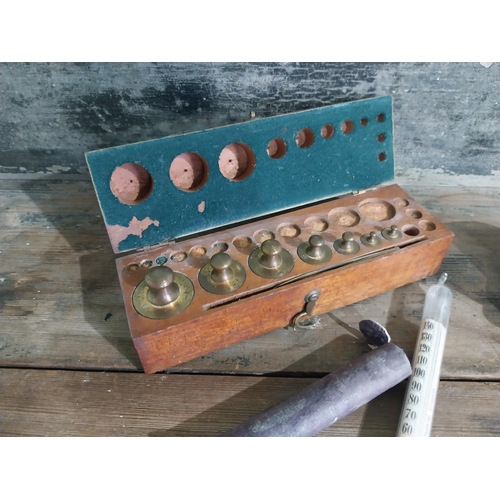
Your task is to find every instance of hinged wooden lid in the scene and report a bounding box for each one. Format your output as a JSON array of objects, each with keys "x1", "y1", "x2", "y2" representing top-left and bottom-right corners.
[{"x1": 86, "y1": 96, "x2": 394, "y2": 253}]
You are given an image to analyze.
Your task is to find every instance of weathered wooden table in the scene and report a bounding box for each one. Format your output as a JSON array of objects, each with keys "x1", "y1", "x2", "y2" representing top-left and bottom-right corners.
[{"x1": 1, "y1": 175, "x2": 499, "y2": 436}]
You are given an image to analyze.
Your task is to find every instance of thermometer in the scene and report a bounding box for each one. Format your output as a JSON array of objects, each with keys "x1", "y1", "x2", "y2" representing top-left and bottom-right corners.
[{"x1": 397, "y1": 273, "x2": 452, "y2": 437}]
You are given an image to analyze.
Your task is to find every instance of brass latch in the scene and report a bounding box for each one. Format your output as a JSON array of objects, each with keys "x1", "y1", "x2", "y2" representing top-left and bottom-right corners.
[{"x1": 292, "y1": 290, "x2": 321, "y2": 330}]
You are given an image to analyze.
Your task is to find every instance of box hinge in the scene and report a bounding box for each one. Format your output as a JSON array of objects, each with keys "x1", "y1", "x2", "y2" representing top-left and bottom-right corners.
[{"x1": 137, "y1": 240, "x2": 173, "y2": 253}]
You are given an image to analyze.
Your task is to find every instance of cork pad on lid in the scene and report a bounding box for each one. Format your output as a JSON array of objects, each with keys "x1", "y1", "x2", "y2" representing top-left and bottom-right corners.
[
  {"x1": 219, "y1": 143, "x2": 248, "y2": 180},
  {"x1": 110, "y1": 163, "x2": 153, "y2": 204},
  {"x1": 169, "y1": 153, "x2": 207, "y2": 191}
]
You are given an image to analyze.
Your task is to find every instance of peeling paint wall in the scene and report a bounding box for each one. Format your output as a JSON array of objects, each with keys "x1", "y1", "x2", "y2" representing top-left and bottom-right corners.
[{"x1": 1, "y1": 62, "x2": 499, "y2": 182}]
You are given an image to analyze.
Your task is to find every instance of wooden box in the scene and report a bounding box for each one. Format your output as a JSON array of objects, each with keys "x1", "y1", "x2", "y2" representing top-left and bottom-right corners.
[{"x1": 85, "y1": 97, "x2": 454, "y2": 374}]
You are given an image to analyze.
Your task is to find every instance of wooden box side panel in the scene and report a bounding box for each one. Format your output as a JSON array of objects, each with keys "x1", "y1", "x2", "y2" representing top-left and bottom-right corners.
[{"x1": 136, "y1": 234, "x2": 453, "y2": 373}]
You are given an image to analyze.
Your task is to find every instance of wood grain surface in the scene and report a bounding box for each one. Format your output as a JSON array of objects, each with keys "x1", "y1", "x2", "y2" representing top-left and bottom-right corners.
[{"x1": 1, "y1": 369, "x2": 497, "y2": 437}]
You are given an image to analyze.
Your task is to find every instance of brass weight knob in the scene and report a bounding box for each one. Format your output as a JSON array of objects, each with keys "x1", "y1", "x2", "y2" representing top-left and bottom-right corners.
[
  {"x1": 145, "y1": 266, "x2": 180, "y2": 306},
  {"x1": 361, "y1": 230, "x2": 382, "y2": 247},
  {"x1": 132, "y1": 266, "x2": 194, "y2": 320},
  {"x1": 261, "y1": 239, "x2": 283, "y2": 269},
  {"x1": 298, "y1": 235, "x2": 332, "y2": 265},
  {"x1": 198, "y1": 252, "x2": 246, "y2": 295},
  {"x1": 334, "y1": 231, "x2": 360, "y2": 255},
  {"x1": 382, "y1": 224, "x2": 402, "y2": 241},
  {"x1": 249, "y1": 239, "x2": 294, "y2": 279}
]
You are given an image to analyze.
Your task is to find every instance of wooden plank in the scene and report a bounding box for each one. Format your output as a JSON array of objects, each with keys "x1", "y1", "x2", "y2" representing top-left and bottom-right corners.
[
  {"x1": 1, "y1": 179, "x2": 499, "y2": 378},
  {"x1": 0, "y1": 369, "x2": 498, "y2": 437}
]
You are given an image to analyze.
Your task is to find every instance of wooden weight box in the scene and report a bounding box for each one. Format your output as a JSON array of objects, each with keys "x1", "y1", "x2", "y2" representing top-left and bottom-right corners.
[{"x1": 85, "y1": 96, "x2": 454, "y2": 374}]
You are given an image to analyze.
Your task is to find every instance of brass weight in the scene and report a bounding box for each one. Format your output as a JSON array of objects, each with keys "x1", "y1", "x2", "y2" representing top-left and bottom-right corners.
[
  {"x1": 333, "y1": 231, "x2": 360, "y2": 255},
  {"x1": 382, "y1": 224, "x2": 402, "y2": 241},
  {"x1": 360, "y1": 231, "x2": 382, "y2": 247},
  {"x1": 132, "y1": 266, "x2": 194, "y2": 319},
  {"x1": 249, "y1": 239, "x2": 294, "y2": 279},
  {"x1": 297, "y1": 235, "x2": 332, "y2": 265},
  {"x1": 198, "y1": 252, "x2": 246, "y2": 294}
]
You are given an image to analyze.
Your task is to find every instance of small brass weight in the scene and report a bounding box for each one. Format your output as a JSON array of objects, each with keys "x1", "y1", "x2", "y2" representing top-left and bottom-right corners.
[
  {"x1": 298, "y1": 235, "x2": 332, "y2": 265},
  {"x1": 334, "y1": 231, "x2": 360, "y2": 255},
  {"x1": 198, "y1": 252, "x2": 246, "y2": 294},
  {"x1": 249, "y1": 239, "x2": 294, "y2": 279},
  {"x1": 133, "y1": 266, "x2": 195, "y2": 319}
]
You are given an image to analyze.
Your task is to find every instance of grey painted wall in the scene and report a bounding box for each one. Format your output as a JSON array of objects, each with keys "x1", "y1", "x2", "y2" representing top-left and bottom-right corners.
[{"x1": 1, "y1": 62, "x2": 499, "y2": 179}]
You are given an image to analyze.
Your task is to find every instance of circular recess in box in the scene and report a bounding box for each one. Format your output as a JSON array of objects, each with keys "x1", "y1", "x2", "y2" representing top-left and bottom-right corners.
[
  {"x1": 212, "y1": 241, "x2": 229, "y2": 253},
  {"x1": 418, "y1": 220, "x2": 437, "y2": 232},
  {"x1": 233, "y1": 236, "x2": 252, "y2": 248},
  {"x1": 277, "y1": 223, "x2": 301, "y2": 238},
  {"x1": 328, "y1": 208, "x2": 360, "y2": 227},
  {"x1": 393, "y1": 197, "x2": 409, "y2": 208},
  {"x1": 253, "y1": 229, "x2": 275, "y2": 243},
  {"x1": 403, "y1": 225, "x2": 420, "y2": 236},
  {"x1": 407, "y1": 209, "x2": 423, "y2": 219},
  {"x1": 358, "y1": 199, "x2": 396, "y2": 221},
  {"x1": 110, "y1": 163, "x2": 153, "y2": 205},
  {"x1": 219, "y1": 143, "x2": 256, "y2": 181},
  {"x1": 304, "y1": 217, "x2": 329, "y2": 232},
  {"x1": 189, "y1": 246, "x2": 207, "y2": 258},
  {"x1": 171, "y1": 252, "x2": 187, "y2": 263},
  {"x1": 169, "y1": 153, "x2": 209, "y2": 192}
]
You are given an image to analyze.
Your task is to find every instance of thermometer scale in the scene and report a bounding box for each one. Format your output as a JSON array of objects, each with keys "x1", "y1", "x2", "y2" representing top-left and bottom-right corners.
[{"x1": 397, "y1": 273, "x2": 453, "y2": 437}]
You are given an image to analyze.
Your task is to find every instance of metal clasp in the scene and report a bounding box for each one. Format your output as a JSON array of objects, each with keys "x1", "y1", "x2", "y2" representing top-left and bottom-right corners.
[{"x1": 292, "y1": 290, "x2": 321, "y2": 330}]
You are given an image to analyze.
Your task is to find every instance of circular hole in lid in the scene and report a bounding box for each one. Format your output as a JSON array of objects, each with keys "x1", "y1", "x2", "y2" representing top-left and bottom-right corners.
[
  {"x1": 110, "y1": 163, "x2": 153, "y2": 205},
  {"x1": 377, "y1": 113, "x2": 386, "y2": 123},
  {"x1": 321, "y1": 124, "x2": 334, "y2": 139},
  {"x1": 341, "y1": 120, "x2": 354, "y2": 134},
  {"x1": 267, "y1": 138, "x2": 287, "y2": 159},
  {"x1": 378, "y1": 152, "x2": 387, "y2": 162},
  {"x1": 296, "y1": 128, "x2": 315, "y2": 148},
  {"x1": 377, "y1": 133, "x2": 386, "y2": 142},
  {"x1": 219, "y1": 143, "x2": 256, "y2": 181},
  {"x1": 169, "y1": 153, "x2": 209, "y2": 192},
  {"x1": 360, "y1": 117, "x2": 369, "y2": 126}
]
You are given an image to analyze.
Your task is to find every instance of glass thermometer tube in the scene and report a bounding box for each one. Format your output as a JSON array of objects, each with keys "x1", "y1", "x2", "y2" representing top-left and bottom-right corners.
[{"x1": 397, "y1": 273, "x2": 452, "y2": 437}]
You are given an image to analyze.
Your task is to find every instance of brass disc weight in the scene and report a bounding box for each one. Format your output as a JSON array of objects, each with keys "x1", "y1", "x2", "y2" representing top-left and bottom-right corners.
[
  {"x1": 132, "y1": 272, "x2": 195, "y2": 319},
  {"x1": 248, "y1": 245, "x2": 294, "y2": 279},
  {"x1": 198, "y1": 258, "x2": 247, "y2": 295}
]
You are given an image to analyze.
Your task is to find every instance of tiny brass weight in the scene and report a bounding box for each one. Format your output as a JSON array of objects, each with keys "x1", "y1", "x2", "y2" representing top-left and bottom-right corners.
[
  {"x1": 198, "y1": 252, "x2": 246, "y2": 295},
  {"x1": 298, "y1": 235, "x2": 332, "y2": 265},
  {"x1": 249, "y1": 239, "x2": 294, "y2": 279},
  {"x1": 382, "y1": 224, "x2": 403, "y2": 241},
  {"x1": 132, "y1": 266, "x2": 195, "y2": 319},
  {"x1": 334, "y1": 231, "x2": 360, "y2": 255},
  {"x1": 361, "y1": 231, "x2": 382, "y2": 247}
]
